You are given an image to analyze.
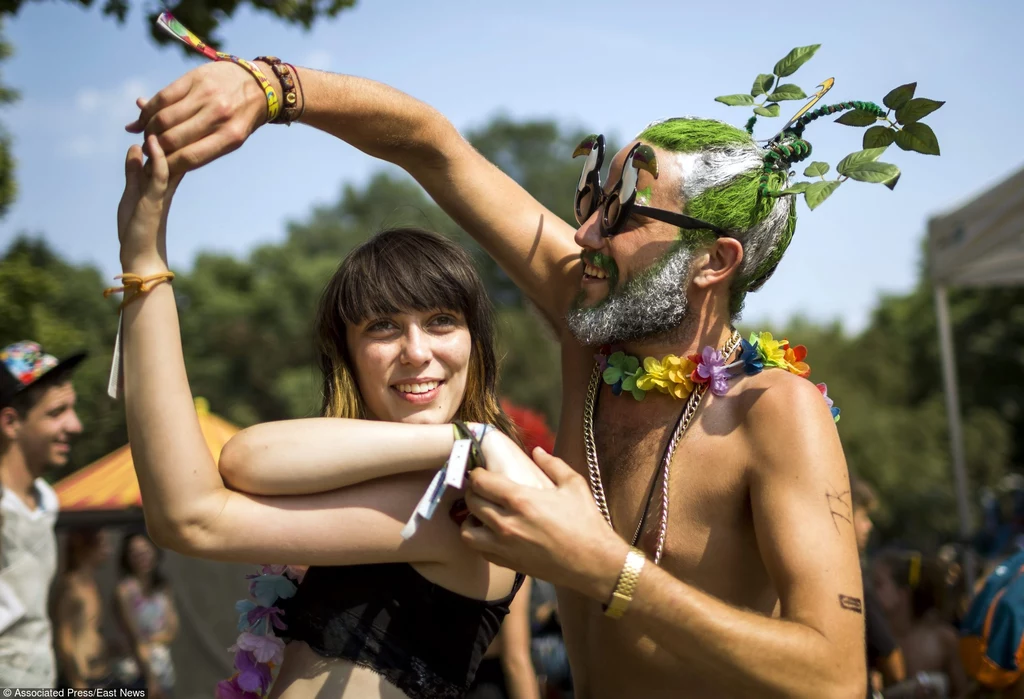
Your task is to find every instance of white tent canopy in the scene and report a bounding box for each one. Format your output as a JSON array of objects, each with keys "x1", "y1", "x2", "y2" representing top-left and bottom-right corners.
[
  {"x1": 927, "y1": 164, "x2": 1024, "y2": 559},
  {"x1": 930, "y1": 165, "x2": 1024, "y2": 287}
]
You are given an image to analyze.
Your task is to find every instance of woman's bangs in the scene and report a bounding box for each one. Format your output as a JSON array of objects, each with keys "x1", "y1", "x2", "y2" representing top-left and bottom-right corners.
[{"x1": 338, "y1": 234, "x2": 476, "y2": 324}]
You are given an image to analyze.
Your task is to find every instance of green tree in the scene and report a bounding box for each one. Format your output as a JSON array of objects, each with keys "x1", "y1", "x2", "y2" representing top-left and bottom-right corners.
[
  {"x1": 0, "y1": 21, "x2": 17, "y2": 218},
  {"x1": 0, "y1": 236, "x2": 124, "y2": 477},
  {"x1": 0, "y1": 0, "x2": 355, "y2": 50}
]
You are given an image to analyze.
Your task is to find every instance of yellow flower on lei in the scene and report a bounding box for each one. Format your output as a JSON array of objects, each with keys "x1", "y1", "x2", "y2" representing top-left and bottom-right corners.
[
  {"x1": 754, "y1": 332, "x2": 788, "y2": 369},
  {"x1": 635, "y1": 354, "x2": 697, "y2": 399}
]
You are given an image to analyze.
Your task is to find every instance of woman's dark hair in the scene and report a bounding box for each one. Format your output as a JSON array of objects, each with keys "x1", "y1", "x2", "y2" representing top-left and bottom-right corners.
[
  {"x1": 875, "y1": 550, "x2": 950, "y2": 621},
  {"x1": 119, "y1": 530, "x2": 168, "y2": 590},
  {"x1": 314, "y1": 227, "x2": 518, "y2": 439}
]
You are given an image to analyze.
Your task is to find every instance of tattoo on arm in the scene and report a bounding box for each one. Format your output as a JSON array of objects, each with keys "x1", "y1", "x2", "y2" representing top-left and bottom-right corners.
[
  {"x1": 839, "y1": 594, "x2": 863, "y2": 614},
  {"x1": 826, "y1": 482, "x2": 852, "y2": 533}
]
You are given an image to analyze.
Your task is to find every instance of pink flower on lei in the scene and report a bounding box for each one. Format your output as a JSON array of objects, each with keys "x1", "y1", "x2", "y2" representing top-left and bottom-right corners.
[
  {"x1": 230, "y1": 630, "x2": 285, "y2": 665},
  {"x1": 692, "y1": 346, "x2": 730, "y2": 396}
]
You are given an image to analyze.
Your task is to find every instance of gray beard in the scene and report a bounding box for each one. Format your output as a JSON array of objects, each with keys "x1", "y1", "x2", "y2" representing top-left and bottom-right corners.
[{"x1": 566, "y1": 243, "x2": 694, "y2": 346}]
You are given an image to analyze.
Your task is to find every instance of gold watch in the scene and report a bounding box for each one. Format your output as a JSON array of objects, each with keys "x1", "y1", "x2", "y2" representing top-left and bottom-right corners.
[{"x1": 603, "y1": 547, "x2": 647, "y2": 619}]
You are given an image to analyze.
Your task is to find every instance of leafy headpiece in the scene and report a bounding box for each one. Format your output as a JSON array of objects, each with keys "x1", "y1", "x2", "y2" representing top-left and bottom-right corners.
[{"x1": 715, "y1": 44, "x2": 944, "y2": 211}]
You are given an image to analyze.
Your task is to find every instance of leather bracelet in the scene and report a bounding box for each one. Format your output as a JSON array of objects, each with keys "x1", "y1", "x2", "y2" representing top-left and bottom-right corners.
[
  {"x1": 255, "y1": 56, "x2": 301, "y2": 124},
  {"x1": 603, "y1": 547, "x2": 647, "y2": 619}
]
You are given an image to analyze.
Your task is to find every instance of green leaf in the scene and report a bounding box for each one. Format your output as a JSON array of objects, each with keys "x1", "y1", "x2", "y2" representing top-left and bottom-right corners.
[
  {"x1": 895, "y1": 98, "x2": 945, "y2": 124},
  {"x1": 603, "y1": 366, "x2": 623, "y2": 384},
  {"x1": 773, "y1": 44, "x2": 821, "y2": 78},
  {"x1": 766, "y1": 84, "x2": 807, "y2": 102},
  {"x1": 780, "y1": 182, "x2": 811, "y2": 194},
  {"x1": 863, "y1": 125, "x2": 896, "y2": 149},
  {"x1": 803, "y1": 162, "x2": 830, "y2": 177},
  {"x1": 715, "y1": 94, "x2": 755, "y2": 107},
  {"x1": 804, "y1": 180, "x2": 841, "y2": 210},
  {"x1": 753, "y1": 104, "x2": 781, "y2": 117},
  {"x1": 836, "y1": 147, "x2": 888, "y2": 175},
  {"x1": 883, "y1": 173, "x2": 901, "y2": 191},
  {"x1": 751, "y1": 73, "x2": 775, "y2": 97},
  {"x1": 883, "y1": 82, "x2": 917, "y2": 110},
  {"x1": 835, "y1": 109, "x2": 880, "y2": 127},
  {"x1": 842, "y1": 161, "x2": 901, "y2": 184},
  {"x1": 895, "y1": 123, "x2": 941, "y2": 155}
]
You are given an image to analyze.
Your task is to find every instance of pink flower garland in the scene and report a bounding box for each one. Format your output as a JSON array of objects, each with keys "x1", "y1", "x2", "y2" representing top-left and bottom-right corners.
[{"x1": 216, "y1": 565, "x2": 306, "y2": 699}]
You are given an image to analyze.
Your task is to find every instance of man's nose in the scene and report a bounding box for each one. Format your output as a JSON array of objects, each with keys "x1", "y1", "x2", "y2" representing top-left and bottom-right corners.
[
  {"x1": 574, "y1": 212, "x2": 605, "y2": 250},
  {"x1": 66, "y1": 409, "x2": 83, "y2": 435}
]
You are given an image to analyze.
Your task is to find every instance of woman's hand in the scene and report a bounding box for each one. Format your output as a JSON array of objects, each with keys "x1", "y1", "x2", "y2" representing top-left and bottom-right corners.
[
  {"x1": 117, "y1": 135, "x2": 183, "y2": 274},
  {"x1": 478, "y1": 430, "x2": 554, "y2": 490}
]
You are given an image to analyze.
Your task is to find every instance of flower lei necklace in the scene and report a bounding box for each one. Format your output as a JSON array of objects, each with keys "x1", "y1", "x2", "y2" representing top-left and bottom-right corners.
[
  {"x1": 217, "y1": 565, "x2": 306, "y2": 699},
  {"x1": 585, "y1": 330, "x2": 841, "y2": 565},
  {"x1": 596, "y1": 330, "x2": 838, "y2": 420}
]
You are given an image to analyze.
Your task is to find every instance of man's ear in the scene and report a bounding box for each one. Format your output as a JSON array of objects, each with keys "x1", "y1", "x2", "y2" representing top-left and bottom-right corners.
[
  {"x1": 0, "y1": 406, "x2": 21, "y2": 442},
  {"x1": 692, "y1": 237, "x2": 744, "y2": 290}
]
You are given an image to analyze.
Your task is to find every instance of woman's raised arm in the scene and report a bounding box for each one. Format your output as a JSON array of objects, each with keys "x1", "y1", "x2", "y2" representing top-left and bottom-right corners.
[{"x1": 116, "y1": 138, "x2": 462, "y2": 565}]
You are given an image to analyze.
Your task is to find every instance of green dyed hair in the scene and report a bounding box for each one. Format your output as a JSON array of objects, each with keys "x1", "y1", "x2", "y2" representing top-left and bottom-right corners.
[{"x1": 636, "y1": 118, "x2": 798, "y2": 318}]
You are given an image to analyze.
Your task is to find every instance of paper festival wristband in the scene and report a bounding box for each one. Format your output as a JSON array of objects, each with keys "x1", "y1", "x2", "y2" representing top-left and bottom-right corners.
[{"x1": 155, "y1": 12, "x2": 281, "y2": 123}]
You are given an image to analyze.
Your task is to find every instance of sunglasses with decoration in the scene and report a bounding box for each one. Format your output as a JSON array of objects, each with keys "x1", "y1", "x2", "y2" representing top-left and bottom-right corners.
[{"x1": 572, "y1": 134, "x2": 729, "y2": 238}]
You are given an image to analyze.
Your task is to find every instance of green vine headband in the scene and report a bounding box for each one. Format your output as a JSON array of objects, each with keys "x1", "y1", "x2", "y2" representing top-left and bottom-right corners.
[{"x1": 715, "y1": 44, "x2": 944, "y2": 210}]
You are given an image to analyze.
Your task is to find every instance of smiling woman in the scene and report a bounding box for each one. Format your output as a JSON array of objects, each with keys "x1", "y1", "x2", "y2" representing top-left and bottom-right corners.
[
  {"x1": 316, "y1": 228, "x2": 514, "y2": 431},
  {"x1": 114, "y1": 138, "x2": 550, "y2": 699}
]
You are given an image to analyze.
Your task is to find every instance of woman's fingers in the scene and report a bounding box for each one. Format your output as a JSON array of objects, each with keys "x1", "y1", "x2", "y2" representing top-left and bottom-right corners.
[
  {"x1": 121, "y1": 145, "x2": 144, "y2": 196},
  {"x1": 143, "y1": 136, "x2": 170, "y2": 197}
]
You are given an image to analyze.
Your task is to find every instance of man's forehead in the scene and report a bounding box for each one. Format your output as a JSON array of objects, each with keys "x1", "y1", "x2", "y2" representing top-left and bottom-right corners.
[
  {"x1": 33, "y1": 381, "x2": 77, "y2": 411},
  {"x1": 606, "y1": 140, "x2": 681, "y2": 195}
]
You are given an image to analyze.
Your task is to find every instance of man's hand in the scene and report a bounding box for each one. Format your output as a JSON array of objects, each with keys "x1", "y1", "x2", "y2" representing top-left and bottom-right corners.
[
  {"x1": 126, "y1": 61, "x2": 276, "y2": 175},
  {"x1": 476, "y1": 430, "x2": 554, "y2": 490},
  {"x1": 461, "y1": 448, "x2": 628, "y2": 600}
]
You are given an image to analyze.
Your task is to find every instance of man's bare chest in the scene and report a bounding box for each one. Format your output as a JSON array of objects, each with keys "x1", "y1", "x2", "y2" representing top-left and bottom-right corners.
[{"x1": 562, "y1": 387, "x2": 754, "y2": 557}]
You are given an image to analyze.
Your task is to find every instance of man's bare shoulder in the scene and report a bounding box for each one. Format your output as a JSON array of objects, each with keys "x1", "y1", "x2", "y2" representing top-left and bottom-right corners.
[{"x1": 733, "y1": 369, "x2": 843, "y2": 473}]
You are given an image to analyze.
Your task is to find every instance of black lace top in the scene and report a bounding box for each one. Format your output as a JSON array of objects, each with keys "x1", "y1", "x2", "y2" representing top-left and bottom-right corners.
[{"x1": 278, "y1": 563, "x2": 524, "y2": 699}]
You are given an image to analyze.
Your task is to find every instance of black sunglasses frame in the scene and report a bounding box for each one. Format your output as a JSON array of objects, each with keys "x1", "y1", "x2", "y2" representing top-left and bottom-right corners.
[{"x1": 573, "y1": 136, "x2": 729, "y2": 238}]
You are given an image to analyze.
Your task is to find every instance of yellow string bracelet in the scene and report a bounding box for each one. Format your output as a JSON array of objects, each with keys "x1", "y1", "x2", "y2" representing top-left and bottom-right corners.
[{"x1": 103, "y1": 272, "x2": 175, "y2": 309}]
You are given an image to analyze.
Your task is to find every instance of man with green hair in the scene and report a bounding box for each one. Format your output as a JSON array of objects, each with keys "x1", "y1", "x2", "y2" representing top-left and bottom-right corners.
[{"x1": 131, "y1": 58, "x2": 869, "y2": 697}]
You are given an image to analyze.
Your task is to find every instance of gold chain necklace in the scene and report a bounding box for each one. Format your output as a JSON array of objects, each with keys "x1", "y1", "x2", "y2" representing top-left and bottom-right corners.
[{"x1": 583, "y1": 330, "x2": 742, "y2": 564}]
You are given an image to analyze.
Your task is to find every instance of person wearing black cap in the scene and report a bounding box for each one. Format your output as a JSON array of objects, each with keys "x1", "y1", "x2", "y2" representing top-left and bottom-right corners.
[{"x1": 0, "y1": 340, "x2": 85, "y2": 688}]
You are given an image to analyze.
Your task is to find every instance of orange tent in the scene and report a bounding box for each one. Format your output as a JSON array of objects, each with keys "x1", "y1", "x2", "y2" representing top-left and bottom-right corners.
[{"x1": 54, "y1": 398, "x2": 240, "y2": 523}]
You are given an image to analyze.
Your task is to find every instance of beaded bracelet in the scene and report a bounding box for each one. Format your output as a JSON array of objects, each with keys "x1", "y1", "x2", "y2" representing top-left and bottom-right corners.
[
  {"x1": 255, "y1": 56, "x2": 302, "y2": 125},
  {"x1": 286, "y1": 63, "x2": 306, "y2": 122}
]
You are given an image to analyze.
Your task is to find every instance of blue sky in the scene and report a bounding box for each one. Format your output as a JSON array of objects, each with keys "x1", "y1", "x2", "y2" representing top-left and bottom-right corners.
[{"x1": 3, "y1": 0, "x2": 1022, "y2": 332}]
